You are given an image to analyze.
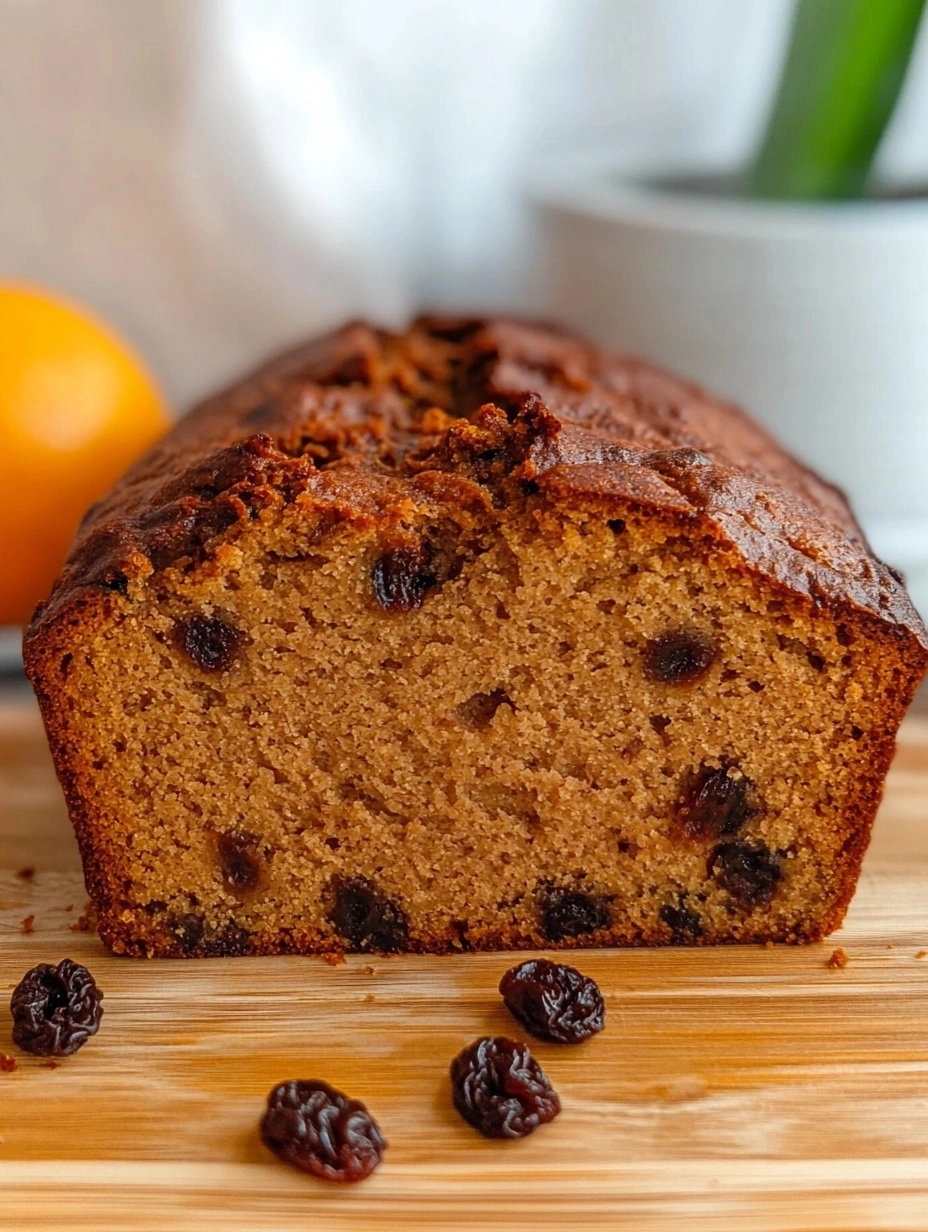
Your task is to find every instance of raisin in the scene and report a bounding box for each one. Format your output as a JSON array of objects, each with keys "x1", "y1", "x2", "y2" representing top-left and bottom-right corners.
[
  {"x1": 709, "y1": 840, "x2": 781, "y2": 909},
  {"x1": 677, "y1": 764, "x2": 755, "y2": 842},
  {"x1": 10, "y1": 959, "x2": 103, "y2": 1057},
  {"x1": 371, "y1": 546, "x2": 432, "y2": 613},
  {"x1": 101, "y1": 573, "x2": 129, "y2": 596},
  {"x1": 659, "y1": 901, "x2": 703, "y2": 942},
  {"x1": 499, "y1": 959, "x2": 605, "y2": 1044},
  {"x1": 644, "y1": 630, "x2": 717, "y2": 685},
  {"x1": 216, "y1": 829, "x2": 262, "y2": 892},
  {"x1": 260, "y1": 1079, "x2": 385, "y2": 1182},
  {"x1": 450, "y1": 1036, "x2": 561, "y2": 1139},
  {"x1": 205, "y1": 921, "x2": 252, "y2": 957},
  {"x1": 175, "y1": 615, "x2": 244, "y2": 672},
  {"x1": 171, "y1": 913, "x2": 205, "y2": 953},
  {"x1": 540, "y1": 888, "x2": 609, "y2": 942},
  {"x1": 330, "y1": 877, "x2": 409, "y2": 952}
]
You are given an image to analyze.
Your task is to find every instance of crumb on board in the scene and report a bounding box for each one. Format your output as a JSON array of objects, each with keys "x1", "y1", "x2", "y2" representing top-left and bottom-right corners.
[
  {"x1": 20, "y1": 914, "x2": 35, "y2": 935},
  {"x1": 69, "y1": 903, "x2": 98, "y2": 933},
  {"x1": 0, "y1": 1054, "x2": 17, "y2": 1073},
  {"x1": 321, "y1": 952, "x2": 346, "y2": 967},
  {"x1": 364, "y1": 964, "x2": 376, "y2": 975},
  {"x1": 15, "y1": 866, "x2": 36, "y2": 881},
  {"x1": 827, "y1": 947, "x2": 849, "y2": 970},
  {"x1": 42, "y1": 1060, "x2": 60, "y2": 1070},
  {"x1": 916, "y1": 951, "x2": 927, "y2": 960},
  {"x1": 64, "y1": 904, "x2": 74, "y2": 913}
]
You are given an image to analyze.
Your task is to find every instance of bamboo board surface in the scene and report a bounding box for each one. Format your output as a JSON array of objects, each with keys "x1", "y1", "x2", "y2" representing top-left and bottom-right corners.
[{"x1": 2, "y1": 694, "x2": 928, "y2": 1231}]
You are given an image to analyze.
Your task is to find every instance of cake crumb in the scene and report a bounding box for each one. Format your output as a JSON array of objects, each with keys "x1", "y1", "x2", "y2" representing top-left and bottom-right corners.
[
  {"x1": 364, "y1": 964, "x2": 376, "y2": 975},
  {"x1": 69, "y1": 902, "x2": 98, "y2": 933},
  {"x1": 916, "y1": 951, "x2": 927, "y2": 960},
  {"x1": 42, "y1": 1060, "x2": 60, "y2": 1070},
  {"x1": 20, "y1": 914, "x2": 35, "y2": 935},
  {"x1": 15, "y1": 866, "x2": 36, "y2": 881},
  {"x1": 826, "y1": 947, "x2": 848, "y2": 970},
  {"x1": 64, "y1": 904, "x2": 74, "y2": 913},
  {"x1": 321, "y1": 951, "x2": 346, "y2": 967},
  {"x1": 0, "y1": 1054, "x2": 17, "y2": 1073}
]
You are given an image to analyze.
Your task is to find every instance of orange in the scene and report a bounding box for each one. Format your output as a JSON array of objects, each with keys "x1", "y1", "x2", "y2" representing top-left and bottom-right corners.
[{"x1": 0, "y1": 284, "x2": 170, "y2": 627}]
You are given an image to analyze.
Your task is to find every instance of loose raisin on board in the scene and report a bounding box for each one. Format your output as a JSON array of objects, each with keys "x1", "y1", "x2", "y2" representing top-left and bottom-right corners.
[
  {"x1": 260, "y1": 1079, "x2": 385, "y2": 1182},
  {"x1": 540, "y1": 888, "x2": 609, "y2": 942},
  {"x1": 677, "y1": 765, "x2": 756, "y2": 842},
  {"x1": 709, "y1": 839, "x2": 781, "y2": 909},
  {"x1": 10, "y1": 959, "x2": 103, "y2": 1057},
  {"x1": 175, "y1": 614, "x2": 244, "y2": 672},
  {"x1": 644, "y1": 631, "x2": 717, "y2": 685},
  {"x1": 499, "y1": 959, "x2": 605, "y2": 1044},
  {"x1": 450, "y1": 1036, "x2": 561, "y2": 1138}
]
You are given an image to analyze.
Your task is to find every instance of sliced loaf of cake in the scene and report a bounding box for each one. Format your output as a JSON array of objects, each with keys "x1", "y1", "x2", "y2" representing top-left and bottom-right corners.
[{"x1": 25, "y1": 317, "x2": 928, "y2": 956}]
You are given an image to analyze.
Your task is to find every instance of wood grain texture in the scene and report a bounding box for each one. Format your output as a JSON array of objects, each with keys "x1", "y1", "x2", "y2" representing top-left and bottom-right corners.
[{"x1": 2, "y1": 695, "x2": 928, "y2": 1231}]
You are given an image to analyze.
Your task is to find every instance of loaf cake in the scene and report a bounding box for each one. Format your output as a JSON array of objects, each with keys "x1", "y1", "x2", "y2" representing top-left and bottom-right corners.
[{"x1": 24, "y1": 316, "x2": 928, "y2": 957}]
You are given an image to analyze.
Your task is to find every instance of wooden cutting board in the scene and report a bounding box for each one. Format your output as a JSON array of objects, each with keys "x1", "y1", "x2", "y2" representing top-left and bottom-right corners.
[{"x1": 2, "y1": 694, "x2": 928, "y2": 1232}]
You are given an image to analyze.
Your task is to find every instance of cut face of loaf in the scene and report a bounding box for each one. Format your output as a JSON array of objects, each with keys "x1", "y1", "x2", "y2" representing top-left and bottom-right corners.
[{"x1": 25, "y1": 317, "x2": 928, "y2": 956}]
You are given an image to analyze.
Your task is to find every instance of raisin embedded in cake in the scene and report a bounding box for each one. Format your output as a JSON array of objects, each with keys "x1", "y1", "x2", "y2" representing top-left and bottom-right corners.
[{"x1": 23, "y1": 317, "x2": 928, "y2": 956}]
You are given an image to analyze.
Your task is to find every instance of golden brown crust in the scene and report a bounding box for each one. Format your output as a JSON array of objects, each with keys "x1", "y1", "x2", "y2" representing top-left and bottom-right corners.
[
  {"x1": 28, "y1": 316, "x2": 926, "y2": 647},
  {"x1": 24, "y1": 316, "x2": 928, "y2": 959}
]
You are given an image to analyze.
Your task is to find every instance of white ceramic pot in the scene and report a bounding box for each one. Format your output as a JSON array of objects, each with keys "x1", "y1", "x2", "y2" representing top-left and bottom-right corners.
[{"x1": 529, "y1": 157, "x2": 928, "y2": 615}]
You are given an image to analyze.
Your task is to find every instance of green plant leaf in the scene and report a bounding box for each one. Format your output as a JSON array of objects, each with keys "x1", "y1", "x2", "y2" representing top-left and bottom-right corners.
[{"x1": 747, "y1": 0, "x2": 926, "y2": 200}]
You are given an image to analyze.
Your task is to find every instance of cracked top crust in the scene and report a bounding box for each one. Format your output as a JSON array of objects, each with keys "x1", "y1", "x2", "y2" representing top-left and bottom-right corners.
[{"x1": 26, "y1": 315, "x2": 928, "y2": 649}]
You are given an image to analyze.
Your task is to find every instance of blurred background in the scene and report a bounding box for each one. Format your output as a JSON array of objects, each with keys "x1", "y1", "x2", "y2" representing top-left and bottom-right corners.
[
  {"x1": 4, "y1": 0, "x2": 928, "y2": 404},
  {"x1": 2, "y1": 0, "x2": 928, "y2": 635}
]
